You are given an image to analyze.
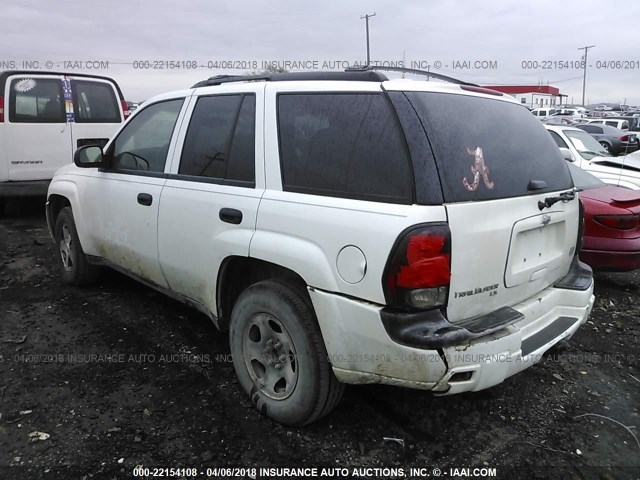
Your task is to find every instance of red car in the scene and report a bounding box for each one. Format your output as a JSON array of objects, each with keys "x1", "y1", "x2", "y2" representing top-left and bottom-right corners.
[{"x1": 569, "y1": 163, "x2": 640, "y2": 271}]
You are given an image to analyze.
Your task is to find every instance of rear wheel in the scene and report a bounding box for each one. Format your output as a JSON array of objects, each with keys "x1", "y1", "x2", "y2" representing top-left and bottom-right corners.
[
  {"x1": 54, "y1": 207, "x2": 99, "y2": 285},
  {"x1": 229, "y1": 280, "x2": 344, "y2": 426},
  {"x1": 599, "y1": 141, "x2": 612, "y2": 153}
]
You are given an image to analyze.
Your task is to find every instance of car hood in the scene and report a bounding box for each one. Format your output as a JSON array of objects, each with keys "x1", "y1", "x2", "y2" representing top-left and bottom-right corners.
[{"x1": 591, "y1": 154, "x2": 640, "y2": 172}]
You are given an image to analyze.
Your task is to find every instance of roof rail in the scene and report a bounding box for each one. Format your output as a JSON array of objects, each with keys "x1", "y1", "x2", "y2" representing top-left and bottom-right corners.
[
  {"x1": 345, "y1": 65, "x2": 476, "y2": 86},
  {"x1": 192, "y1": 70, "x2": 388, "y2": 88}
]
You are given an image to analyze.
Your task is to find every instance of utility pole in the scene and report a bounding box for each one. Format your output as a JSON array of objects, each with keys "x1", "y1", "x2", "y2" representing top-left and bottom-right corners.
[
  {"x1": 578, "y1": 45, "x2": 595, "y2": 107},
  {"x1": 361, "y1": 12, "x2": 376, "y2": 66}
]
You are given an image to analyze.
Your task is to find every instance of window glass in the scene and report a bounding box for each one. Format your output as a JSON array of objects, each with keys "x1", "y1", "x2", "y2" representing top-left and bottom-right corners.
[
  {"x1": 564, "y1": 129, "x2": 610, "y2": 159},
  {"x1": 72, "y1": 80, "x2": 120, "y2": 123},
  {"x1": 566, "y1": 162, "x2": 604, "y2": 190},
  {"x1": 111, "y1": 99, "x2": 184, "y2": 172},
  {"x1": 227, "y1": 96, "x2": 256, "y2": 182},
  {"x1": 579, "y1": 125, "x2": 600, "y2": 133},
  {"x1": 405, "y1": 92, "x2": 572, "y2": 202},
  {"x1": 179, "y1": 94, "x2": 255, "y2": 183},
  {"x1": 549, "y1": 131, "x2": 569, "y2": 148},
  {"x1": 277, "y1": 93, "x2": 412, "y2": 203},
  {"x1": 9, "y1": 77, "x2": 64, "y2": 123}
]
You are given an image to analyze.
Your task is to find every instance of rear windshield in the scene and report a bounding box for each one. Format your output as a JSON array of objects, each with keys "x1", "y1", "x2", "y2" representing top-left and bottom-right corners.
[{"x1": 404, "y1": 92, "x2": 573, "y2": 202}]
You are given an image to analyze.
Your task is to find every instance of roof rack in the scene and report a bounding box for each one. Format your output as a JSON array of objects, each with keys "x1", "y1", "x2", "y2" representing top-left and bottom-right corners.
[
  {"x1": 192, "y1": 70, "x2": 388, "y2": 88},
  {"x1": 345, "y1": 65, "x2": 476, "y2": 86}
]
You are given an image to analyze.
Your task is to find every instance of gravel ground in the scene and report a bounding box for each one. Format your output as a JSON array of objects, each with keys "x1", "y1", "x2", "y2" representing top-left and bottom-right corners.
[{"x1": 0, "y1": 198, "x2": 638, "y2": 480}]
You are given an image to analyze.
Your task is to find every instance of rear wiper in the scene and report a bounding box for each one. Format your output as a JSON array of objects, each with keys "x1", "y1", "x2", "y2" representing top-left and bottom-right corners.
[{"x1": 538, "y1": 189, "x2": 576, "y2": 211}]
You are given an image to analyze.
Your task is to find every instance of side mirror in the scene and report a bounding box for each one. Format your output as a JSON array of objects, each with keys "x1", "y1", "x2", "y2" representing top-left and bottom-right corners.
[
  {"x1": 74, "y1": 145, "x2": 104, "y2": 168},
  {"x1": 559, "y1": 147, "x2": 574, "y2": 162}
]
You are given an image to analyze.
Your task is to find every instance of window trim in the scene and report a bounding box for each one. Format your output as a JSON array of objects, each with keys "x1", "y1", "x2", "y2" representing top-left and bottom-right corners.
[
  {"x1": 176, "y1": 92, "x2": 257, "y2": 188},
  {"x1": 275, "y1": 91, "x2": 414, "y2": 205},
  {"x1": 103, "y1": 97, "x2": 186, "y2": 175},
  {"x1": 8, "y1": 76, "x2": 66, "y2": 124}
]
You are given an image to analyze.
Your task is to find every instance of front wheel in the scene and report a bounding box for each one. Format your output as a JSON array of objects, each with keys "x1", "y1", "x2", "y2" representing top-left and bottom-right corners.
[
  {"x1": 229, "y1": 280, "x2": 344, "y2": 426},
  {"x1": 54, "y1": 207, "x2": 99, "y2": 285}
]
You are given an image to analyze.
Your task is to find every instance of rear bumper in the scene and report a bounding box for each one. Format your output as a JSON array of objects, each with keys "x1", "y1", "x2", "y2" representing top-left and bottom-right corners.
[
  {"x1": 310, "y1": 259, "x2": 594, "y2": 393},
  {"x1": 580, "y1": 248, "x2": 640, "y2": 272},
  {"x1": 0, "y1": 180, "x2": 51, "y2": 197}
]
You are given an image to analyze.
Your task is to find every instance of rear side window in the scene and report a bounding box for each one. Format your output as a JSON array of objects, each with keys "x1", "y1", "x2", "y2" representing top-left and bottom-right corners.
[
  {"x1": 9, "y1": 77, "x2": 64, "y2": 123},
  {"x1": 581, "y1": 125, "x2": 602, "y2": 134},
  {"x1": 72, "y1": 80, "x2": 121, "y2": 123},
  {"x1": 179, "y1": 94, "x2": 255, "y2": 185},
  {"x1": 277, "y1": 93, "x2": 412, "y2": 204},
  {"x1": 403, "y1": 92, "x2": 573, "y2": 202}
]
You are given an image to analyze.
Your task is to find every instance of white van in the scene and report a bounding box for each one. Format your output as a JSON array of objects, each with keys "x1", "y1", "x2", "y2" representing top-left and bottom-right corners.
[
  {"x1": 0, "y1": 70, "x2": 126, "y2": 205},
  {"x1": 531, "y1": 107, "x2": 558, "y2": 119}
]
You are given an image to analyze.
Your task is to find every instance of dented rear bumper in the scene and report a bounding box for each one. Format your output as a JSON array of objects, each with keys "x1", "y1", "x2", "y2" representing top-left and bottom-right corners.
[{"x1": 309, "y1": 258, "x2": 594, "y2": 393}]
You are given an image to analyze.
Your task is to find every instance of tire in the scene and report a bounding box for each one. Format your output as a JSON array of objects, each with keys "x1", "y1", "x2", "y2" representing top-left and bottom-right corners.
[
  {"x1": 229, "y1": 280, "x2": 344, "y2": 426},
  {"x1": 54, "y1": 206, "x2": 99, "y2": 285},
  {"x1": 599, "y1": 141, "x2": 612, "y2": 153}
]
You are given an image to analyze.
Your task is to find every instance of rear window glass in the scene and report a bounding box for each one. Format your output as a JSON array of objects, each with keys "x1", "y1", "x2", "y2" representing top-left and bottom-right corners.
[
  {"x1": 404, "y1": 92, "x2": 573, "y2": 202},
  {"x1": 72, "y1": 80, "x2": 120, "y2": 123}
]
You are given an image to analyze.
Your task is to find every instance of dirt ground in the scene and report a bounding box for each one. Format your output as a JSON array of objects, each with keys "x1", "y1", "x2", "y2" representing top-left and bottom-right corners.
[{"x1": 0, "y1": 198, "x2": 638, "y2": 480}]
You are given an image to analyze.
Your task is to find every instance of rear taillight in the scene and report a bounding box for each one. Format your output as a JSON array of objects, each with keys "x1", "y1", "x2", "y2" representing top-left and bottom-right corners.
[
  {"x1": 620, "y1": 135, "x2": 629, "y2": 141},
  {"x1": 383, "y1": 223, "x2": 451, "y2": 310},
  {"x1": 121, "y1": 100, "x2": 130, "y2": 119},
  {"x1": 594, "y1": 214, "x2": 639, "y2": 230},
  {"x1": 0, "y1": 96, "x2": 4, "y2": 122}
]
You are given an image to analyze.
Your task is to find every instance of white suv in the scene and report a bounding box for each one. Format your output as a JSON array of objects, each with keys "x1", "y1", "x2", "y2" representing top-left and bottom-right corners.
[{"x1": 46, "y1": 69, "x2": 595, "y2": 426}]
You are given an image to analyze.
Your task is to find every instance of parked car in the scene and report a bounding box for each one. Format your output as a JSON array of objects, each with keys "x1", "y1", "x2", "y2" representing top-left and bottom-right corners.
[
  {"x1": 46, "y1": 69, "x2": 594, "y2": 425},
  {"x1": 603, "y1": 115, "x2": 640, "y2": 132},
  {"x1": 0, "y1": 70, "x2": 127, "y2": 212},
  {"x1": 543, "y1": 116, "x2": 580, "y2": 126},
  {"x1": 545, "y1": 124, "x2": 640, "y2": 190},
  {"x1": 531, "y1": 107, "x2": 558, "y2": 119},
  {"x1": 126, "y1": 101, "x2": 139, "y2": 112},
  {"x1": 575, "y1": 123, "x2": 640, "y2": 155},
  {"x1": 551, "y1": 108, "x2": 586, "y2": 118},
  {"x1": 568, "y1": 163, "x2": 640, "y2": 271},
  {"x1": 583, "y1": 118, "x2": 631, "y2": 131}
]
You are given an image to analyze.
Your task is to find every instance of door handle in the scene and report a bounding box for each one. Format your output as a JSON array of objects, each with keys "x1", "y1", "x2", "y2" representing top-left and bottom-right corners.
[
  {"x1": 219, "y1": 208, "x2": 242, "y2": 225},
  {"x1": 137, "y1": 193, "x2": 153, "y2": 206}
]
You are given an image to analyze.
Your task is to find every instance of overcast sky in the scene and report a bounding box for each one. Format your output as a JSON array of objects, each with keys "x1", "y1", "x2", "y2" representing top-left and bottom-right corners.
[{"x1": 3, "y1": 0, "x2": 640, "y2": 105}]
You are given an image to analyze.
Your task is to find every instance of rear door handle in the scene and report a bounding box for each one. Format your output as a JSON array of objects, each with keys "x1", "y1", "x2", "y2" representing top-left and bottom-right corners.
[
  {"x1": 219, "y1": 208, "x2": 242, "y2": 224},
  {"x1": 137, "y1": 193, "x2": 153, "y2": 206}
]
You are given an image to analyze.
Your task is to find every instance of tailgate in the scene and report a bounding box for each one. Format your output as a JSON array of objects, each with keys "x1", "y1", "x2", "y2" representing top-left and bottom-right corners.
[{"x1": 445, "y1": 194, "x2": 578, "y2": 322}]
